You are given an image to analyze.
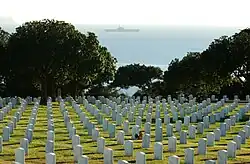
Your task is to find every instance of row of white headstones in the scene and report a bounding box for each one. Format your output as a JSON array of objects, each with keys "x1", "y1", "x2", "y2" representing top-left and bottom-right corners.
[
  {"x1": 54, "y1": 95, "x2": 250, "y2": 164},
  {"x1": 0, "y1": 97, "x2": 40, "y2": 164},
  {"x1": 1, "y1": 95, "x2": 250, "y2": 164},
  {"x1": 86, "y1": 96, "x2": 250, "y2": 164}
]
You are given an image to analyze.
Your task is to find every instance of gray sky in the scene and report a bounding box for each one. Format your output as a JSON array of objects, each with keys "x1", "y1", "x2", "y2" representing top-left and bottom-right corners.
[{"x1": 1, "y1": 0, "x2": 250, "y2": 28}]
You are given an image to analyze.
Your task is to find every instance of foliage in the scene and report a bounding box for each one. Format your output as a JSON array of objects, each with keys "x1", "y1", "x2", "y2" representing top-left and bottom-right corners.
[
  {"x1": 0, "y1": 27, "x2": 10, "y2": 47},
  {"x1": 112, "y1": 63, "x2": 163, "y2": 89},
  {"x1": 162, "y1": 32, "x2": 250, "y2": 98},
  {"x1": 1, "y1": 19, "x2": 117, "y2": 101}
]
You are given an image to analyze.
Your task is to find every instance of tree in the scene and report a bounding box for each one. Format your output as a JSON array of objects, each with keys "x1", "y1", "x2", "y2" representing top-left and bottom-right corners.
[
  {"x1": 6, "y1": 19, "x2": 116, "y2": 103},
  {"x1": 112, "y1": 63, "x2": 163, "y2": 90},
  {"x1": 0, "y1": 27, "x2": 10, "y2": 47},
  {"x1": 229, "y1": 29, "x2": 250, "y2": 91},
  {"x1": 91, "y1": 46, "x2": 117, "y2": 87},
  {"x1": 0, "y1": 27, "x2": 10, "y2": 90},
  {"x1": 61, "y1": 34, "x2": 117, "y2": 96},
  {"x1": 143, "y1": 81, "x2": 165, "y2": 98},
  {"x1": 163, "y1": 50, "x2": 233, "y2": 98}
]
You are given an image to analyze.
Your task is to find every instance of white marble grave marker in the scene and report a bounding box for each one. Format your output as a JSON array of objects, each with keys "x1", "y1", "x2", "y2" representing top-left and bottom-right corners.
[
  {"x1": 136, "y1": 152, "x2": 146, "y2": 164},
  {"x1": 154, "y1": 142, "x2": 163, "y2": 160},
  {"x1": 168, "y1": 155, "x2": 180, "y2": 164},
  {"x1": 46, "y1": 152, "x2": 56, "y2": 164},
  {"x1": 15, "y1": 147, "x2": 25, "y2": 164},
  {"x1": 104, "y1": 147, "x2": 113, "y2": 164},
  {"x1": 125, "y1": 140, "x2": 133, "y2": 156}
]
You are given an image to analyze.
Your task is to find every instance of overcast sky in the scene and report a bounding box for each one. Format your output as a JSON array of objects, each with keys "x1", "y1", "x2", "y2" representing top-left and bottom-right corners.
[{"x1": 0, "y1": 0, "x2": 250, "y2": 27}]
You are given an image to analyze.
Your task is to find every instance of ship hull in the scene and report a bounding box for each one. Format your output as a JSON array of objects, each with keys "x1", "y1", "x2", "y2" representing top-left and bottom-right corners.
[{"x1": 105, "y1": 29, "x2": 140, "y2": 32}]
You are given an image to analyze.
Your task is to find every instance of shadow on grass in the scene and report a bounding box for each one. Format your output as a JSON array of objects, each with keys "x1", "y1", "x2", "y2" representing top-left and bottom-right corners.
[
  {"x1": 3, "y1": 141, "x2": 19, "y2": 146},
  {"x1": 26, "y1": 157, "x2": 40, "y2": 160},
  {"x1": 0, "y1": 153, "x2": 13, "y2": 157},
  {"x1": 55, "y1": 147, "x2": 72, "y2": 151}
]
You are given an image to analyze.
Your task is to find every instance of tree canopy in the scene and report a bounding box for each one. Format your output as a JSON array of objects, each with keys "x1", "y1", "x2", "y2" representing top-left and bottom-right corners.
[
  {"x1": 112, "y1": 28, "x2": 250, "y2": 99},
  {"x1": 112, "y1": 63, "x2": 163, "y2": 90},
  {"x1": 162, "y1": 30, "x2": 250, "y2": 99},
  {"x1": 0, "y1": 19, "x2": 117, "y2": 102}
]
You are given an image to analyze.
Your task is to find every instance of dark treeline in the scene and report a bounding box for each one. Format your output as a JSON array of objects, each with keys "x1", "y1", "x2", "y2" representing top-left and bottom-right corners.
[
  {"x1": 0, "y1": 19, "x2": 249, "y2": 102},
  {"x1": 0, "y1": 19, "x2": 117, "y2": 103}
]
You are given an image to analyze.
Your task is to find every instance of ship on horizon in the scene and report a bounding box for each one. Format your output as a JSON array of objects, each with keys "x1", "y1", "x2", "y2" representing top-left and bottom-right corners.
[{"x1": 105, "y1": 25, "x2": 140, "y2": 32}]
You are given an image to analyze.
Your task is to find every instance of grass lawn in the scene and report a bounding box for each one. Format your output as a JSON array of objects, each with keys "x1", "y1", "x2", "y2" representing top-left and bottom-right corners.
[{"x1": 0, "y1": 101, "x2": 250, "y2": 164}]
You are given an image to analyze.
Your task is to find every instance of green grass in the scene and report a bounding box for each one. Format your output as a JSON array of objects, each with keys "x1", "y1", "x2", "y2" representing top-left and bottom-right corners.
[{"x1": 0, "y1": 102, "x2": 250, "y2": 164}]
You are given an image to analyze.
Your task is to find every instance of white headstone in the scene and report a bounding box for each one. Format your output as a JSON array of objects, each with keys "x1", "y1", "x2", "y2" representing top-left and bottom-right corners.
[
  {"x1": 227, "y1": 141, "x2": 236, "y2": 158},
  {"x1": 3, "y1": 126, "x2": 10, "y2": 141},
  {"x1": 239, "y1": 130, "x2": 246, "y2": 144},
  {"x1": 217, "y1": 150, "x2": 227, "y2": 164},
  {"x1": 74, "y1": 145, "x2": 83, "y2": 162},
  {"x1": 155, "y1": 126, "x2": 163, "y2": 141},
  {"x1": 45, "y1": 140, "x2": 54, "y2": 153},
  {"x1": 188, "y1": 125, "x2": 196, "y2": 139},
  {"x1": 142, "y1": 134, "x2": 150, "y2": 148},
  {"x1": 207, "y1": 132, "x2": 215, "y2": 146},
  {"x1": 168, "y1": 155, "x2": 180, "y2": 164},
  {"x1": 117, "y1": 131, "x2": 125, "y2": 145},
  {"x1": 97, "y1": 137, "x2": 105, "y2": 154},
  {"x1": 72, "y1": 135, "x2": 80, "y2": 149},
  {"x1": 154, "y1": 142, "x2": 163, "y2": 160},
  {"x1": 167, "y1": 124, "x2": 173, "y2": 137},
  {"x1": 47, "y1": 131, "x2": 55, "y2": 142},
  {"x1": 197, "y1": 122, "x2": 204, "y2": 134},
  {"x1": 233, "y1": 135, "x2": 241, "y2": 150},
  {"x1": 144, "y1": 122, "x2": 151, "y2": 134},
  {"x1": 198, "y1": 138, "x2": 207, "y2": 155},
  {"x1": 46, "y1": 152, "x2": 56, "y2": 164},
  {"x1": 123, "y1": 121, "x2": 129, "y2": 134},
  {"x1": 168, "y1": 136, "x2": 177, "y2": 152},
  {"x1": 184, "y1": 116, "x2": 190, "y2": 126},
  {"x1": 136, "y1": 152, "x2": 146, "y2": 164},
  {"x1": 214, "y1": 128, "x2": 221, "y2": 141},
  {"x1": 175, "y1": 120, "x2": 182, "y2": 132},
  {"x1": 104, "y1": 147, "x2": 113, "y2": 164},
  {"x1": 25, "y1": 129, "x2": 33, "y2": 143},
  {"x1": 15, "y1": 147, "x2": 25, "y2": 164},
  {"x1": 125, "y1": 140, "x2": 133, "y2": 156},
  {"x1": 185, "y1": 148, "x2": 194, "y2": 164},
  {"x1": 108, "y1": 124, "x2": 116, "y2": 138},
  {"x1": 220, "y1": 123, "x2": 226, "y2": 136},
  {"x1": 20, "y1": 138, "x2": 29, "y2": 155},
  {"x1": 78, "y1": 155, "x2": 89, "y2": 164},
  {"x1": 92, "y1": 128, "x2": 99, "y2": 141},
  {"x1": 180, "y1": 130, "x2": 187, "y2": 144}
]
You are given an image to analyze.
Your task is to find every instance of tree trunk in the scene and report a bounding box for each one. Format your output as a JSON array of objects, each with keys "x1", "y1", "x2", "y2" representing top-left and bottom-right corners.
[
  {"x1": 51, "y1": 81, "x2": 56, "y2": 100},
  {"x1": 40, "y1": 79, "x2": 48, "y2": 105},
  {"x1": 47, "y1": 77, "x2": 53, "y2": 101},
  {"x1": 71, "y1": 80, "x2": 78, "y2": 98},
  {"x1": 40, "y1": 76, "x2": 55, "y2": 104},
  {"x1": 75, "y1": 83, "x2": 78, "y2": 98}
]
